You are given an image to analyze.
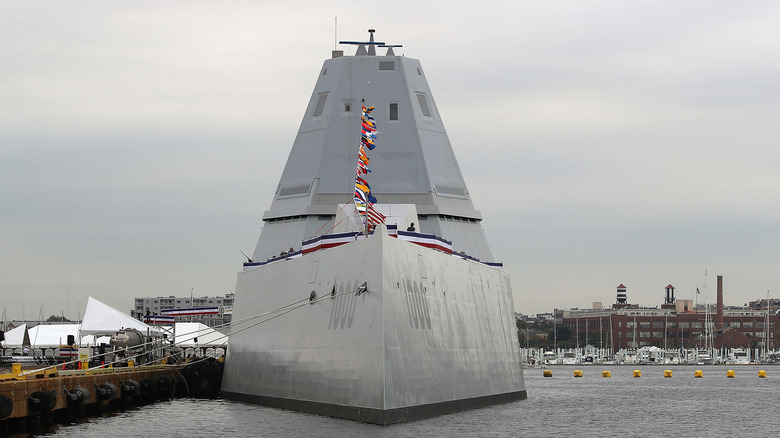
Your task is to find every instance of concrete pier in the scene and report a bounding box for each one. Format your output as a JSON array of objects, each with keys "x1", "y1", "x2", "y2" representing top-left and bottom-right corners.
[{"x1": 0, "y1": 362, "x2": 211, "y2": 434}]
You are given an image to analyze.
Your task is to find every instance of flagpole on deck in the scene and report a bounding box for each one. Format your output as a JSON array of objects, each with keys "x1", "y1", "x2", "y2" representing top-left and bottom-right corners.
[{"x1": 354, "y1": 104, "x2": 378, "y2": 236}]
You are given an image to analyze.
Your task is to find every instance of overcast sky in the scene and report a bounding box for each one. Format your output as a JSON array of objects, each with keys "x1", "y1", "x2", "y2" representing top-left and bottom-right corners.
[{"x1": 2, "y1": 0, "x2": 779, "y2": 321}]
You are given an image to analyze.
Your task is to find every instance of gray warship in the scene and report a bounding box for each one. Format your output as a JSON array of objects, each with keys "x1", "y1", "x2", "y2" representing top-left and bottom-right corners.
[{"x1": 220, "y1": 30, "x2": 527, "y2": 424}]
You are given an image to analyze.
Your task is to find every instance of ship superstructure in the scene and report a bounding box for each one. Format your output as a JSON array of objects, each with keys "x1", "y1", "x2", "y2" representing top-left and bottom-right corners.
[
  {"x1": 220, "y1": 30, "x2": 526, "y2": 424},
  {"x1": 250, "y1": 29, "x2": 493, "y2": 262}
]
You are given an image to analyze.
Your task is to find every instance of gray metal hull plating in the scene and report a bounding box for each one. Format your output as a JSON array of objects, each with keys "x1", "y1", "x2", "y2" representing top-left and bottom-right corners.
[{"x1": 220, "y1": 228, "x2": 526, "y2": 424}]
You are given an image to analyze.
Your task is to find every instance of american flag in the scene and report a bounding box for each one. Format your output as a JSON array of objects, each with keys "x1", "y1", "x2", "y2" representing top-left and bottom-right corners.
[{"x1": 367, "y1": 203, "x2": 385, "y2": 226}]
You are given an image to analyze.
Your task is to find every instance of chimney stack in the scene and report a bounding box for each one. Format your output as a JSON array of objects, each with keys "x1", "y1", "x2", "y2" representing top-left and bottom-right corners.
[{"x1": 716, "y1": 275, "x2": 724, "y2": 329}]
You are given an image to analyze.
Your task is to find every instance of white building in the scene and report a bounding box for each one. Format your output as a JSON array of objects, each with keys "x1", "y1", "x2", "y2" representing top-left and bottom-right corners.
[{"x1": 132, "y1": 293, "x2": 234, "y2": 327}]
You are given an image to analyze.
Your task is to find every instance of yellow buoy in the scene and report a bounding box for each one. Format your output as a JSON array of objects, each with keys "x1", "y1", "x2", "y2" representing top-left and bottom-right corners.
[
  {"x1": 694, "y1": 369, "x2": 703, "y2": 378},
  {"x1": 664, "y1": 369, "x2": 673, "y2": 378},
  {"x1": 727, "y1": 369, "x2": 735, "y2": 378},
  {"x1": 543, "y1": 369, "x2": 553, "y2": 377},
  {"x1": 758, "y1": 369, "x2": 767, "y2": 378},
  {"x1": 633, "y1": 369, "x2": 641, "y2": 378},
  {"x1": 128, "y1": 359, "x2": 134, "y2": 367},
  {"x1": 602, "y1": 370, "x2": 611, "y2": 378},
  {"x1": 574, "y1": 370, "x2": 583, "y2": 377}
]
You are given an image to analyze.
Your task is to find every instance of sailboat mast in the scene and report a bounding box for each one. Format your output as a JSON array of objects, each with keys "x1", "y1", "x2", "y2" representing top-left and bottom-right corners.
[{"x1": 765, "y1": 291, "x2": 771, "y2": 353}]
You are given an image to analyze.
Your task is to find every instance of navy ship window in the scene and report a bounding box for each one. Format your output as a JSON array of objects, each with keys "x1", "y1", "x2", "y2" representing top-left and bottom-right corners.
[
  {"x1": 416, "y1": 93, "x2": 432, "y2": 117},
  {"x1": 267, "y1": 215, "x2": 307, "y2": 224},
  {"x1": 379, "y1": 61, "x2": 395, "y2": 70},
  {"x1": 313, "y1": 92, "x2": 329, "y2": 118},
  {"x1": 345, "y1": 103, "x2": 351, "y2": 112},
  {"x1": 437, "y1": 214, "x2": 479, "y2": 224},
  {"x1": 389, "y1": 103, "x2": 398, "y2": 120}
]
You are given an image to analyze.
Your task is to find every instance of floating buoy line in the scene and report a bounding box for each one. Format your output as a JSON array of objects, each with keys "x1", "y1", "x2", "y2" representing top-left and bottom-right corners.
[{"x1": 539, "y1": 368, "x2": 769, "y2": 378}]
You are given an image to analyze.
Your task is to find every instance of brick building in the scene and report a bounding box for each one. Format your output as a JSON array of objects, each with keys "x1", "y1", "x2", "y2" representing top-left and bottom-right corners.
[{"x1": 561, "y1": 277, "x2": 778, "y2": 350}]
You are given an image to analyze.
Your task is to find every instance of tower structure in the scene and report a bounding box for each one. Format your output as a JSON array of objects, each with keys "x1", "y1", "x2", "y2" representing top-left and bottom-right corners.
[
  {"x1": 716, "y1": 275, "x2": 724, "y2": 329},
  {"x1": 251, "y1": 30, "x2": 492, "y2": 263},
  {"x1": 662, "y1": 284, "x2": 676, "y2": 310},
  {"x1": 614, "y1": 284, "x2": 628, "y2": 305}
]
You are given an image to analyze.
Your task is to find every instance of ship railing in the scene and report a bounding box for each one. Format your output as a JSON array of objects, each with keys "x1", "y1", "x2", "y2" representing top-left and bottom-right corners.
[{"x1": 243, "y1": 226, "x2": 502, "y2": 271}]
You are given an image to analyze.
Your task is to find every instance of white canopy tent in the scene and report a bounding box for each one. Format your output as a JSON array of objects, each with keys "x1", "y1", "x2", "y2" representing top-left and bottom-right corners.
[
  {"x1": 80, "y1": 296, "x2": 160, "y2": 337},
  {"x1": 2, "y1": 323, "x2": 110, "y2": 348},
  {"x1": 2, "y1": 323, "x2": 28, "y2": 347},
  {"x1": 174, "y1": 323, "x2": 228, "y2": 347},
  {"x1": 27, "y1": 324, "x2": 80, "y2": 347}
]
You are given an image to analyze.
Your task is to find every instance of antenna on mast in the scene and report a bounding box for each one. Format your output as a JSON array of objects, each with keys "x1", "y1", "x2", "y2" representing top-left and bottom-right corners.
[
  {"x1": 334, "y1": 17, "x2": 337, "y2": 51},
  {"x1": 339, "y1": 29, "x2": 386, "y2": 56}
]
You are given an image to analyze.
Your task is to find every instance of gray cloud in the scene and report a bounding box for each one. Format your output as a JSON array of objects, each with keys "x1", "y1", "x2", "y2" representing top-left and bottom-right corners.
[{"x1": 2, "y1": 1, "x2": 779, "y2": 319}]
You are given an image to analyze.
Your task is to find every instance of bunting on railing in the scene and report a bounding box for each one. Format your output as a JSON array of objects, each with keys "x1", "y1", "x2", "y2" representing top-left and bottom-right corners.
[{"x1": 354, "y1": 105, "x2": 385, "y2": 231}]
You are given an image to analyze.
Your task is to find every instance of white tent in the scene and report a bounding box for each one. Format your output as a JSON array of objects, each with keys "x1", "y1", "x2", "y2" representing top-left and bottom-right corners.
[
  {"x1": 27, "y1": 324, "x2": 80, "y2": 347},
  {"x1": 2, "y1": 323, "x2": 110, "y2": 348},
  {"x1": 79, "y1": 334, "x2": 111, "y2": 347},
  {"x1": 2, "y1": 323, "x2": 27, "y2": 346},
  {"x1": 174, "y1": 323, "x2": 228, "y2": 347},
  {"x1": 80, "y1": 296, "x2": 160, "y2": 336}
]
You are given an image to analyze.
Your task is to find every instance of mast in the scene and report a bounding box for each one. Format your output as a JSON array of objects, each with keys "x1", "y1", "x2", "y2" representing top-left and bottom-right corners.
[
  {"x1": 575, "y1": 316, "x2": 579, "y2": 349},
  {"x1": 702, "y1": 270, "x2": 711, "y2": 353},
  {"x1": 353, "y1": 105, "x2": 379, "y2": 233},
  {"x1": 663, "y1": 312, "x2": 668, "y2": 350},
  {"x1": 585, "y1": 319, "x2": 588, "y2": 347},
  {"x1": 764, "y1": 291, "x2": 771, "y2": 354},
  {"x1": 599, "y1": 317, "x2": 602, "y2": 349},
  {"x1": 553, "y1": 308, "x2": 557, "y2": 355}
]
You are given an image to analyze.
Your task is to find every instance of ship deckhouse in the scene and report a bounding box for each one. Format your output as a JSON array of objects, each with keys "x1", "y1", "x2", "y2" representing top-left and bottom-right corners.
[{"x1": 254, "y1": 29, "x2": 493, "y2": 262}]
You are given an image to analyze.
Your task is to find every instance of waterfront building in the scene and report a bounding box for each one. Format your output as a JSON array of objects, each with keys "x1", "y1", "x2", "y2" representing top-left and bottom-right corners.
[
  {"x1": 131, "y1": 293, "x2": 234, "y2": 327},
  {"x1": 560, "y1": 278, "x2": 779, "y2": 350},
  {"x1": 747, "y1": 297, "x2": 780, "y2": 312}
]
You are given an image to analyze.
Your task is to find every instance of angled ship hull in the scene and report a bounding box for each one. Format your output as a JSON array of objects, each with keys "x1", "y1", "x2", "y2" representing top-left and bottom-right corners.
[
  {"x1": 221, "y1": 228, "x2": 525, "y2": 424},
  {"x1": 220, "y1": 30, "x2": 526, "y2": 424}
]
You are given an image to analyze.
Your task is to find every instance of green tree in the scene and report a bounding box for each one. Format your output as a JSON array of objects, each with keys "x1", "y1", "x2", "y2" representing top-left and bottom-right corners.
[
  {"x1": 46, "y1": 315, "x2": 71, "y2": 322},
  {"x1": 555, "y1": 326, "x2": 571, "y2": 342}
]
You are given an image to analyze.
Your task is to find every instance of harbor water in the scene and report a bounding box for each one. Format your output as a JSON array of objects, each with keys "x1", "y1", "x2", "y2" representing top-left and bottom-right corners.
[{"x1": 27, "y1": 365, "x2": 778, "y2": 437}]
